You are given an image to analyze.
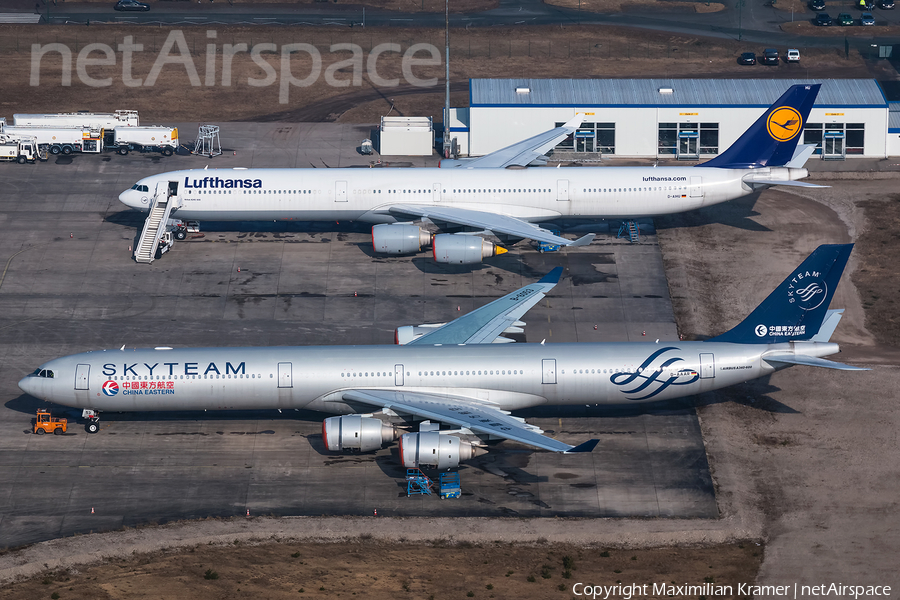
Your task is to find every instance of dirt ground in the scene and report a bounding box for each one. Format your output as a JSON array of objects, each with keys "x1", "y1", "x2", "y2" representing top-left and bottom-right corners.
[
  {"x1": 1, "y1": 23, "x2": 888, "y2": 124},
  {"x1": 62, "y1": 0, "x2": 500, "y2": 11},
  {"x1": 1, "y1": 541, "x2": 762, "y2": 599}
]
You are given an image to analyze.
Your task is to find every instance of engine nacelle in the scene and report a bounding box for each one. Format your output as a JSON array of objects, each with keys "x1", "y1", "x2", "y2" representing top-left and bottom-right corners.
[
  {"x1": 399, "y1": 431, "x2": 485, "y2": 469},
  {"x1": 322, "y1": 415, "x2": 397, "y2": 453},
  {"x1": 432, "y1": 234, "x2": 507, "y2": 264},
  {"x1": 372, "y1": 223, "x2": 432, "y2": 255}
]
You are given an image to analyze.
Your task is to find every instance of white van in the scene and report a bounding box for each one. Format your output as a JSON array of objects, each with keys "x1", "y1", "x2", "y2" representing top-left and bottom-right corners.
[{"x1": 786, "y1": 49, "x2": 800, "y2": 62}]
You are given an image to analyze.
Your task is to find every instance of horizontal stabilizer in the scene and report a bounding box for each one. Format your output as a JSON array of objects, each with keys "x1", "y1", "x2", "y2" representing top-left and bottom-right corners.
[
  {"x1": 564, "y1": 439, "x2": 599, "y2": 453},
  {"x1": 785, "y1": 143, "x2": 818, "y2": 168},
  {"x1": 763, "y1": 354, "x2": 869, "y2": 371},
  {"x1": 568, "y1": 233, "x2": 596, "y2": 247},
  {"x1": 810, "y1": 309, "x2": 844, "y2": 342},
  {"x1": 747, "y1": 179, "x2": 829, "y2": 188}
]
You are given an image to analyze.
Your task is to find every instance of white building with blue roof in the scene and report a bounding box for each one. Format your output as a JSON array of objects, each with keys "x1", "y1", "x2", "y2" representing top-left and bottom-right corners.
[{"x1": 449, "y1": 78, "x2": 895, "y2": 160}]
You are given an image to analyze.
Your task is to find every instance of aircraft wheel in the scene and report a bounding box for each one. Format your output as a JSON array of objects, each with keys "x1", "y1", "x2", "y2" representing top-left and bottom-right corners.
[
  {"x1": 54, "y1": 427, "x2": 63, "y2": 435},
  {"x1": 87, "y1": 422, "x2": 99, "y2": 434},
  {"x1": 35, "y1": 428, "x2": 45, "y2": 435}
]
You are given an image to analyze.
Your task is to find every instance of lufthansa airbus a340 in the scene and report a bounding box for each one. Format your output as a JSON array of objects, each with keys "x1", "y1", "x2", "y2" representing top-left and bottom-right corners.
[
  {"x1": 19, "y1": 244, "x2": 866, "y2": 470},
  {"x1": 119, "y1": 85, "x2": 824, "y2": 265}
]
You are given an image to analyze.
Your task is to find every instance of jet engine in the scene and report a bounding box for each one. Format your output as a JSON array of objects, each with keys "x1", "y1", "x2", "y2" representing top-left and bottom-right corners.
[
  {"x1": 322, "y1": 415, "x2": 398, "y2": 453},
  {"x1": 399, "y1": 431, "x2": 486, "y2": 469},
  {"x1": 394, "y1": 323, "x2": 445, "y2": 345},
  {"x1": 371, "y1": 223, "x2": 432, "y2": 255},
  {"x1": 432, "y1": 234, "x2": 507, "y2": 264}
]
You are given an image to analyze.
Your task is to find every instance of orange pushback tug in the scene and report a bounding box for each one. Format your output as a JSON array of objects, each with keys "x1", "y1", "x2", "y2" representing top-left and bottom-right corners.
[{"x1": 33, "y1": 409, "x2": 67, "y2": 435}]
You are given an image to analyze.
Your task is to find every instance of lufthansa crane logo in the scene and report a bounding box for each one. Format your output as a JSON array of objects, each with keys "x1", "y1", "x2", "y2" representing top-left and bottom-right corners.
[{"x1": 766, "y1": 107, "x2": 803, "y2": 142}]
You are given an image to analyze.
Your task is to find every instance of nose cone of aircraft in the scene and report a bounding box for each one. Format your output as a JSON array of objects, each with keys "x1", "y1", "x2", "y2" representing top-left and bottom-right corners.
[
  {"x1": 118, "y1": 189, "x2": 139, "y2": 209},
  {"x1": 18, "y1": 375, "x2": 38, "y2": 398}
]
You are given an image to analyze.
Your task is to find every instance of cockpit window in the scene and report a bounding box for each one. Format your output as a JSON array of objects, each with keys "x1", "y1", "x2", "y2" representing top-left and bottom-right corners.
[
  {"x1": 33, "y1": 369, "x2": 55, "y2": 378},
  {"x1": 131, "y1": 184, "x2": 149, "y2": 192}
]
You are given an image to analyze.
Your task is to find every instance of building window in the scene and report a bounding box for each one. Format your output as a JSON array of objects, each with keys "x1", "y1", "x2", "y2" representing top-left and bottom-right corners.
[
  {"x1": 658, "y1": 122, "x2": 677, "y2": 155},
  {"x1": 699, "y1": 123, "x2": 719, "y2": 155},
  {"x1": 846, "y1": 123, "x2": 865, "y2": 155},
  {"x1": 554, "y1": 122, "x2": 615, "y2": 154},
  {"x1": 804, "y1": 123, "x2": 824, "y2": 154}
]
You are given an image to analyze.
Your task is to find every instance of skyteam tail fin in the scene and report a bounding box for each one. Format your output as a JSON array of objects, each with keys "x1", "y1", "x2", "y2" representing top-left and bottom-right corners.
[
  {"x1": 707, "y1": 244, "x2": 852, "y2": 344},
  {"x1": 700, "y1": 84, "x2": 821, "y2": 169}
]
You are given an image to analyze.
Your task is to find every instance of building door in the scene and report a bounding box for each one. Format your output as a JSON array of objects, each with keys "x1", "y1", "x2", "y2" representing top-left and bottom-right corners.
[
  {"x1": 556, "y1": 180, "x2": 569, "y2": 201},
  {"x1": 75, "y1": 364, "x2": 90, "y2": 390},
  {"x1": 278, "y1": 362, "x2": 293, "y2": 388},
  {"x1": 433, "y1": 183, "x2": 442, "y2": 202},
  {"x1": 823, "y1": 133, "x2": 845, "y2": 160},
  {"x1": 335, "y1": 180, "x2": 348, "y2": 202},
  {"x1": 677, "y1": 132, "x2": 699, "y2": 160},
  {"x1": 542, "y1": 359, "x2": 557, "y2": 384},
  {"x1": 394, "y1": 364, "x2": 405, "y2": 386},
  {"x1": 575, "y1": 132, "x2": 595, "y2": 152},
  {"x1": 689, "y1": 176, "x2": 703, "y2": 198},
  {"x1": 699, "y1": 353, "x2": 715, "y2": 379}
]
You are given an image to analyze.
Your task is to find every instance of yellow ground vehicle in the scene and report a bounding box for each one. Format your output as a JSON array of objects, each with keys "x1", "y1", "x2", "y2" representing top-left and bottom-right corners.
[{"x1": 33, "y1": 410, "x2": 67, "y2": 435}]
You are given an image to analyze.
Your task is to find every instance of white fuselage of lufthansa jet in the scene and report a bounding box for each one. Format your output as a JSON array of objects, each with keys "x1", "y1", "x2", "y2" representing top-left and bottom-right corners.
[
  {"x1": 20, "y1": 341, "x2": 840, "y2": 414},
  {"x1": 118, "y1": 165, "x2": 804, "y2": 223}
]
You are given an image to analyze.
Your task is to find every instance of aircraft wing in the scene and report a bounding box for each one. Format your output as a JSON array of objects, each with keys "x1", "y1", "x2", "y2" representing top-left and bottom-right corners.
[
  {"x1": 340, "y1": 389, "x2": 598, "y2": 453},
  {"x1": 452, "y1": 115, "x2": 583, "y2": 168},
  {"x1": 389, "y1": 205, "x2": 595, "y2": 248},
  {"x1": 408, "y1": 267, "x2": 562, "y2": 345}
]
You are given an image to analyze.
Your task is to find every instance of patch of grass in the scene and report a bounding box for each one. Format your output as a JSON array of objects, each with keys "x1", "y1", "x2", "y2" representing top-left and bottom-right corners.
[
  {"x1": 506, "y1": 571, "x2": 513, "y2": 577},
  {"x1": 486, "y1": 584, "x2": 493, "y2": 590},
  {"x1": 562, "y1": 555, "x2": 575, "y2": 571},
  {"x1": 51, "y1": 594, "x2": 60, "y2": 600},
  {"x1": 204, "y1": 569, "x2": 219, "y2": 580},
  {"x1": 467, "y1": 592, "x2": 475, "y2": 597},
  {"x1": 704, "y1": 576, "x2": 715, "y2": 583},
  {"x1": 527, "y1": 575, "x2": 536, "y2": 582},
  {"x1": 563, "y1": 571, "x2": 572, "y2": 579},
  {"x1": 291, "y1": 552, "x2": 301, "y2": 558},
  {"x1": 599, "y1": 551, "x2": 610, "y2": 558}
]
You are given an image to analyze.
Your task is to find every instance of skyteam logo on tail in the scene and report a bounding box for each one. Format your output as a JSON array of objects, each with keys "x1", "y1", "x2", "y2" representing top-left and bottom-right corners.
[
  {"x1": 766, "y1": 107, "x2": 803, "y2": 142},
  {"x1": 788, "y1": 269, "x2": 827, "y2": 311}
]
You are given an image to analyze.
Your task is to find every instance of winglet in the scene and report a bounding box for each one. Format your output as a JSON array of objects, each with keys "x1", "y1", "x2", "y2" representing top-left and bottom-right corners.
[
  {"x1": 565, "y1": 439, "x2": 599, "y2": 453},
  {"x1": 538, "y1": 266, "x2": 564, "y2": 285},
  {"x1": 567, "y1": 233, "x2": 596, "y2": 247}
]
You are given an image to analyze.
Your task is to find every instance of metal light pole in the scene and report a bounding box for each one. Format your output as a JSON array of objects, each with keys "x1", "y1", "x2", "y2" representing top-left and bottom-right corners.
[{"x1": 443, "y1": 0, "x2": 452, "y2": 158}]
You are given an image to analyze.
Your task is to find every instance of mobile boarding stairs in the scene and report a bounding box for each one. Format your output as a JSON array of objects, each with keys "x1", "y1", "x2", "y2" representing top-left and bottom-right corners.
[{"x1": 134, "y1": 182, "x2": 182, "y2": 264}]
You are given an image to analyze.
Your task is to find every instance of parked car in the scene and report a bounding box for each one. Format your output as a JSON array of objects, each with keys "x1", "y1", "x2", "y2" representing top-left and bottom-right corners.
[
  {"x1": 808, "y1": 0, "x2": 825, "y2": 9},
  {"x1": 837, "y1": 12, "x2": 854, "y2": 24},
  {"x1": 762, "y1": 48, "x2": 779, "y2": 65},
  {"x1": 876, "y1": 0, "x2": 894, "y2": 9},
  {"x1": 815, "y1": 12, "x2": 833, "y2": 24},
  {"x1": 786, "y1": 49, "x2": 801, "y2": 62},
  {"x1": 738, "y1": 52, "x2": 757, "y2": 65},
  {"x1": 860, "y1": 11, "x2": 875, "y2": 23},
  {"x1": 114, "y1": 0, "x2": 150, "y2": 11}
]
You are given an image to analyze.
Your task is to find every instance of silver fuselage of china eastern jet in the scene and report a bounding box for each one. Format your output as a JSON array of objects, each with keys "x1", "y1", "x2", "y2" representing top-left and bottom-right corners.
[{"x1": 19, "y1": 245, "x2": 867, "y2": 470}]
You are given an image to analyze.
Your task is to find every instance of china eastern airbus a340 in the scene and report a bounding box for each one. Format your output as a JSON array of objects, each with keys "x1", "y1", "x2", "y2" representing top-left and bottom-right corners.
[
  {"x1": 119, "y1": 84, "x2": 824, "y2": 265},
  {"x1": 20, "y1": 244, "x2": 865, "y2": 470}
]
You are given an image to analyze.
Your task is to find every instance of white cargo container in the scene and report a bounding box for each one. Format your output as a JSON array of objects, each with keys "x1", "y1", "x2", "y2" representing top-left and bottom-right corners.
[
  {"x1": 13, "y1": 110, "x2": 139, "y2": 129},
  {"x1": 105, "y1": 126, "x2": 178, "y2": 156},
  {"x1": 379, "y1": 116, "x2": 434, "y2": 156},
  {"x1": 0, "y1": 119, "x2": 102, "y2": 154}
]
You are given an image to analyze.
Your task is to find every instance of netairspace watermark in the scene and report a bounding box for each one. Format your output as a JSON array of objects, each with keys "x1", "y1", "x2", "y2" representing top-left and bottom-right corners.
[
  {"x1": 572, "y1": 582, "x2": 893, "y2": 600},
  {"x1": 30, "y1": 29, "x2": 442, "y2": 104}
]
